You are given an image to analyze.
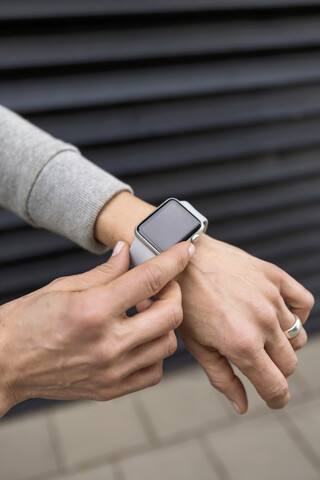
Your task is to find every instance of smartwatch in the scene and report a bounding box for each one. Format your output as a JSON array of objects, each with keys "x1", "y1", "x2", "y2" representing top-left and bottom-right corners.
[{"x1": 130, "y1": 198, "x2": 208, "y2": 267}]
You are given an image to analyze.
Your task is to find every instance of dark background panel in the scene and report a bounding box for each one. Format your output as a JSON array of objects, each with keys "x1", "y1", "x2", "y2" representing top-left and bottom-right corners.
[{"x1": 0, "y1": 1, "x2": 320, "y2": 416}]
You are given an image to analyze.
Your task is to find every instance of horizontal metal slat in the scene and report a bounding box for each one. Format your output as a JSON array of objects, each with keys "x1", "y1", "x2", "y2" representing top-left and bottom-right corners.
[
  {"x1": 212, "y1": 202, "x2": 320, "y2": 245},
  {"x1": 136, "y1": 169, "x2": 320, "y2": 224},
  {"x1": 0, "y1": 249, "x2": 109, "y2": 297},
  {"x1": 126, "y1": 146, "x2": 320, "y2": 201},
  {"x1": 93, "y1": 117, "x2": 320, "y2": 176},
  {"x1": 238, "y1": 225, "x2": 320, "y2": 262},
  {"x1": 0, "y1": 209, "x2": 24, "y2": 231},
  {"x1": 193, "y1": 173, "x2": 320, "y2": 222},
  {"x1": 27, "y1": 84, "x2": 320, "y2": 146},
  {"x1": 0, "y1": 228, "x2": 74, "y2": 264},
  {"x1": 280, "y1": 250, "x2": 320, "y2": 279},
  {"x1": 2, "y1": 17, "x2": 320, "y2": 71},
  {"x1": 1, "y1": 1, "x2": 320, "y2": 21},
  {"x1": 3, "y1": 52, "x2": 320, "y2": 114}
]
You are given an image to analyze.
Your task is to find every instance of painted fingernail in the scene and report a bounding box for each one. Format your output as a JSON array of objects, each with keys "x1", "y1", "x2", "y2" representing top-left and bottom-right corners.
[
  {"x1": 112, "y1": 241, "x2": 125, "y2": 256},
  {"x1": 188, "y1": 243, "x2": 196, "y2": 257},
  {"x1": 231, "y1": 401, "x2": 241, "y2": 415}
]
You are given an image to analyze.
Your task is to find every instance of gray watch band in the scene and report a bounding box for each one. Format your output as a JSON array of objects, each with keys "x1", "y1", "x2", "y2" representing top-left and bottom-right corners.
[
  {"x1": 180, "y1": 200, "x2": 208, "y2": 232},
  {"x1": 130, "y1": 236, "x2": 157, "y2": 268},
  {"x1": 130, "y1": 200, "x2": 207, "y2": 267}
]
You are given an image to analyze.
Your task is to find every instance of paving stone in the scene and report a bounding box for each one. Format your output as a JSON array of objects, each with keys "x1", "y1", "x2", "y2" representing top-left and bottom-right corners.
[
  {"x1": 49, "y1": 398, "x2": 148, "y2": 469},
  {"x1": 296, "y1": 333, "x2": 320, "y2": 393},
  {"x1": 135, "y1": 364, "x2": 230, "y2": 441},
  {"x1": 285, "y1": 396, "x2": 320, "y2": 462},
  {"x1": 120, "y1": 439, "x2": 219, "y2": 480},
  {"x1": 0, "y1": 413, "x2": 57, "y2": 480},
  {"x1": 53, "y1": 464, "x2": 114, "y2": 480},
  {"x1": 206, "y1": 415, "x2": 319, "y2": 480}
]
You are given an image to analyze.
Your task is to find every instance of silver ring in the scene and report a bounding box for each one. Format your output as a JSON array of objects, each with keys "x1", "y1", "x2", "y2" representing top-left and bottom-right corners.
[{"x1": 284, "y1": 315, "x2": 302, "y2": 339}]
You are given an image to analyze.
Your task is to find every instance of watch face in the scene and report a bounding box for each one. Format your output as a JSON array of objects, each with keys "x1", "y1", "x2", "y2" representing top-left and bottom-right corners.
[{"x1": 137, "y1": 198, "x2": 201, "y2": 252}]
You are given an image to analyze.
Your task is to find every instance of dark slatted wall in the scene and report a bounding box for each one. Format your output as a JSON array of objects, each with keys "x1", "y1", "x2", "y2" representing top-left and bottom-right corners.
[{"x1": 1, "y1": 1, "x2": 320, "y2": 341}]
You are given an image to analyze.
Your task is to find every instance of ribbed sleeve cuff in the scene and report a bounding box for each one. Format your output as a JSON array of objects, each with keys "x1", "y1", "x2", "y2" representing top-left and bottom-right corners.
[{"x1": 27, "y1": 151, "x2": 133, "y2": 253}]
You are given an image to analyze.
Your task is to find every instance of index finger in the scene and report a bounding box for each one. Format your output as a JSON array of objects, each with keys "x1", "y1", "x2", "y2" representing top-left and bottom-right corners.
[{"x1": 104, "y1": 241, "x2": 194, "y2": 314}]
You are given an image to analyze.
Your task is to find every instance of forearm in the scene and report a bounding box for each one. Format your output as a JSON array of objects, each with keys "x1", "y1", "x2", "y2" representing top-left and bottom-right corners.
[
  {"x1": 0, "y1": 331, "x2": 17, "y2": 418},
  {"x1": 0, "y1": 105, "x2": 132, "y2": 252}
]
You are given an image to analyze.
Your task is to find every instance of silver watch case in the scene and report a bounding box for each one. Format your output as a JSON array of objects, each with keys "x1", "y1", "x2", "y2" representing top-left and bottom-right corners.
[{"x1": 134, "y1": 197, "x2": 208, "y2": 255}]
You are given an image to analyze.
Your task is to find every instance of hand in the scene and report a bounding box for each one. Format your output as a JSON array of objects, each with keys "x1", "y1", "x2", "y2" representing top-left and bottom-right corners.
[
  {"x1": 94, "y1": 192, "x2": 314, "y2": 413},
  {"x1": 177, "y1": 234, "x2": 315, "y2": 413},
  {"x1": 0, "y1": 241, "x2": 194, "y2": 417}
]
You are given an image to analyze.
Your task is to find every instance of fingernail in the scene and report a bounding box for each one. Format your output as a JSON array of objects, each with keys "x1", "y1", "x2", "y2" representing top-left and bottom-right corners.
[
  {"x1": 188, "y1": 243, "x2": 196, "y2": 257},
  {"x1": 112, "y1": 241, "x2": 125, "y2": 256},
  {"x1": 230, "y1": 401, "x2": 241, "y2": 415}
]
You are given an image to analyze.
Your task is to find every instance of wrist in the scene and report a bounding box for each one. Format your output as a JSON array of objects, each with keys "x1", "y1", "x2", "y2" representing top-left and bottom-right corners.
[
  {"x1": 0, "y1": 318, "x2": 22, "y2": 418},
  {"x1": 94, "y1": 191, "x2": 155, "y2": 248},
  {"x1": 0, "y1": 392, "x2": 12, "y2": 418}
]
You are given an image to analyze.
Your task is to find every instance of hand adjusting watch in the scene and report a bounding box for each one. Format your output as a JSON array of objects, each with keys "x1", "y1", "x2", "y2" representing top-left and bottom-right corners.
[{"x1": 130, "y1": 198, "x2": 208, "y2": 267}]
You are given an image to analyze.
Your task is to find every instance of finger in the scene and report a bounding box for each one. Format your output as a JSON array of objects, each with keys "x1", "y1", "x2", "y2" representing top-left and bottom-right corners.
[
  {"x1": 136, "y1": 299, "x2": 154, "y2": 313},
  {"x1": 279, "y1": 270, "x2": 315, "y2": 323},
  {"x1": 112, "y1": 362, "x2": 163, "y2": 399},
  {"x1": 46, "y1": 241, "x2": 130, "y2": 292},
  {"x1": 182, "y1": 339, "x2": 248, "y2": 414},
  {"x1": 121, "y1": 331, "x2": 177, "y2": 377},
  {"x1": 93, "y1": 241, "x2": 194, "y2": 314},
  {"x1": 265, "y1": 325, "x2": 298, "y2": 378},
  {"x1": 276, "y1": 298, "x2": 308, "y2": 351},
  {"x1": 123, "y1": 280, "x2": 183, "y2": 349},
  {"x1": 235, "y1": 348, "x2": 290, "y2": 409}
]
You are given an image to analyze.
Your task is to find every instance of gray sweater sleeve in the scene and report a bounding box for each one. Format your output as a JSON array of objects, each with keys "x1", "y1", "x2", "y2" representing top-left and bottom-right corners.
[{"x1": 0, "y1": 105, "x2": 133, "y2": 253}]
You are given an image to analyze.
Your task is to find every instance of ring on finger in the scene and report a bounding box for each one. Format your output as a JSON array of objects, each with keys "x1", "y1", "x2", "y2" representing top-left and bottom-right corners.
[{"x1": 284, "y1": 314, "x2": 302, "y2": 340}]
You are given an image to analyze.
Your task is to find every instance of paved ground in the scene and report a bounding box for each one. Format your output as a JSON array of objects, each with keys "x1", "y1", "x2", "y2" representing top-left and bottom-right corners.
[{"x1": 0, "y1": 333, "x2": 319, "y2": 480}]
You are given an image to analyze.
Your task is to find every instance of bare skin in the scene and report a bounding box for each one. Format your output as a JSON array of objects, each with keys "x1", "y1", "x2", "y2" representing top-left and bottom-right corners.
[
  {"x1": 95, "y1": 192, "x2": 315, "y2": 413},
  {"x1": 0, "y1": 241, "x2": 194, "y2": 418}
]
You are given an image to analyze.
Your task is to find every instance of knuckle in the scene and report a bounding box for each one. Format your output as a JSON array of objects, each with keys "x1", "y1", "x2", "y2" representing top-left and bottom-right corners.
[
  {"x1": 77, "y1": 299, "x2": 102, "y2": 330},
  {"x1": 256, "y1": 303, "x2": 277, "y2": 329},
  {"x1": 210, "y1": 376, "x2": 234, "y2": 394},
  {"x1": 267, "y1": 285, "x2": 281, "y2": 303},
  {"x1": 95, "y1": 262, "x2": 116, "y2": 277},
  {"x1": 293, "y1": 332, "x2": 307, "y2": 351},
  {"x1": 104, "y1": 367, "x2": 120, "y2": 386},
  {"x1": 165, "y1": 332, "x2": 178, "y2": 358},
  {"x1": 49, "y1": 276, "x2": 68, "y2": 289},
  {"x1": 266, "y1": 380, "x2": 289, "y2": 404},
  {"x1": 263, "y1": 261, "x2": 281, "y2": 279},
  {"x1": 151, "y1": 364, "x2": 163, "y2": 386},
  {"x1": 234, "y1": 332, "x2": 260, "y2": 358},
  {"x1": 95, "y1": 342, "x2": 121, "y2": 368},
  {"x1": 90, "y1": 389, "x2": 112, "y2": 402},
  {"x1": 143, "y1": 264, "x2": 166, "y2": 294},
  {"x1": 168, "y1": 303, "x2": 183, "y2": 330},
  {"x1": 283, "y1": 357, "x2": 298, "y2": 378},
  {"x1": 304, "y1": 290, "x2": 315, "y2": 310}
]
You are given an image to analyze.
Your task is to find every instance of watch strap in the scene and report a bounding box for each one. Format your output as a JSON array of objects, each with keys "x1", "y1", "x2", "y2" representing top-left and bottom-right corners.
[
  {"x1": 130, "y1": 236, "x2": 156, "y2": 268},
  {"x1": 180, "y1": 200, "x2": 208, "y2": 232}
]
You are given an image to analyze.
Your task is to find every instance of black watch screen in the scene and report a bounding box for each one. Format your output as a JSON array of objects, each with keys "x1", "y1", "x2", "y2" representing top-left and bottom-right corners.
[{"x1": 137, "y1": 198, "x2": 201, "y2": 252}]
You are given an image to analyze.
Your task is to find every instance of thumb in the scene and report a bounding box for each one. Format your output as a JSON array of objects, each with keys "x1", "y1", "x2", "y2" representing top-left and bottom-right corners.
[
  {"x1": 46, "y1": 241, "x2": 130, "y2": 292},
  {"x1": 76, "y1": 241, "x2": 131, "y2": 289}
]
